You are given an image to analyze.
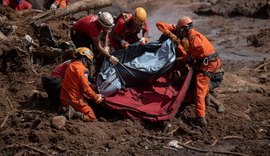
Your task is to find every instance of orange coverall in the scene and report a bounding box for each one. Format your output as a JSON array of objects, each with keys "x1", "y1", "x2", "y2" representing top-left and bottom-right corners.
[
  {"x1": 156, "y1": 21, "x2": 221, "y2": 118},
  {"x1": 60, "y1": 60, "x2": 99, "y2": 121}
]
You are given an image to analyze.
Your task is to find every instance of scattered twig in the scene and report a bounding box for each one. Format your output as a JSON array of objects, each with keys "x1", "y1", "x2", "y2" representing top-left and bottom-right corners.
[
  {"x1": 163, "y1": 146, "x2": 178, "y2": 151},
  {"x1": 177, "y1": 141, "x2": 248, "y2": 156},
  {"x1": 223, "y1": 135, "x2": 244, "y2": 140},
  {"x1": 166, "y1": 127, "x2": 179, "y2": 136},
  {"x1": 141, "y1": 134, "x2": 171, "y2": 140},
  {"x1": 12, "y1": 140, "x2": 50, "y2": 155},
  {"x1": 210, "y1": 139, "x2": 218, "y2": 147},
  {"x1": 254, "y1": 60, "x2": 270, "y2": 71},
  {"x1": 190, "y1": 123, "x2": 204, "y2": 132},
  {"x1": 25, "y1": 80, "x2": 35, "y2": 84},
  {"x1": 6, "y1": 97, "x2": 14, "y2": 108},
  {"x1": 244, "y1": 104, "x2": 251, "y2": 113},
  {"x1": 0, "y1": 113, "x2": 10, "y2": 128}
]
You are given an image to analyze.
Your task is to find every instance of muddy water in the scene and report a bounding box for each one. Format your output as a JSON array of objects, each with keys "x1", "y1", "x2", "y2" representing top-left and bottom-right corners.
[{"x1": 146, "y1": 1, "x2": 270, "y2": 62}]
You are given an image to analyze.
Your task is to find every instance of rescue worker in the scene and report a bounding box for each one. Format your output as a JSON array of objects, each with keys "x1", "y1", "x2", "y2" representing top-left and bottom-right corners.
[
  {"x1": 70, "y1": 12, "x2": 119, "y2": 70},
  {"x1": 110, "y1": 7, "x2": 149, "y2": 52},
  {"x1": 3, "y1": 0, "x2": 32, "y2": 11},
  {"x1": 50, "y1": 0, "x2": 70, "y2": 9},
  {"x1": 156, "y1": 17, "x2": 222, "y2": 126},
  {"x1": 60, "y1": 47, "x2": 104, "y2": 122}
]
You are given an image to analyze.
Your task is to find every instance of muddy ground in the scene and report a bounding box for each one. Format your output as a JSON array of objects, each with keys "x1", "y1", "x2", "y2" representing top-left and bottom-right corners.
[{"x1": 0, "y1": 0, "x2": 270, "y2": 155}]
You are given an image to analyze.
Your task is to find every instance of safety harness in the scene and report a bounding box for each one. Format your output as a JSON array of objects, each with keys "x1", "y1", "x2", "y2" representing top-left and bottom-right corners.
[{"x1": 197, "y1": 53, "x2": 223, "y2": 79}]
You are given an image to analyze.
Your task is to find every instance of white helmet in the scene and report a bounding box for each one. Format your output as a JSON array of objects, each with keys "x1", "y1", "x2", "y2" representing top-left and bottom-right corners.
[{"x1": 98, "y1": 12, "x2": 114, "y2": 28}]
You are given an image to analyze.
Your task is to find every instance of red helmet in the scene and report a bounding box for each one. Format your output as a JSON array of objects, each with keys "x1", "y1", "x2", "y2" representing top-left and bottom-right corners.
[{"x1": 177, "y1": 16, "x2": 192, "y2": 28}]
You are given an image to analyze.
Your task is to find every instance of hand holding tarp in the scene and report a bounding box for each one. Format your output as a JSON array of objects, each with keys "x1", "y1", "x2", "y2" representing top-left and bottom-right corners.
[
  {"x1": 109, "y1": 56, "x2": 119, "y2": 65},
  {"x1": 121, "y1": 40, "x2": 129, "y2": 48}
]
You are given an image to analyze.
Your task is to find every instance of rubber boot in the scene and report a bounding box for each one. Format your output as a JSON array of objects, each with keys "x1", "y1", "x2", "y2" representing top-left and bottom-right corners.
[
  {"x1": 65, "y1": 106, "x2": 83, "y2": 120},
  {"x1": 195, "y1": 117, "x2": 207, "y2": 127}
]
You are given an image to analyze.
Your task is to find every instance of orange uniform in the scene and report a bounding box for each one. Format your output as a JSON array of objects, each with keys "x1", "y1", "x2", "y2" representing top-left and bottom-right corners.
[
  {"x1": 60, "y1": 60, "x2": 99, "y2": 121},
  {"x1": 156, "y1": 21, "x2": 221, "y2": 118}
]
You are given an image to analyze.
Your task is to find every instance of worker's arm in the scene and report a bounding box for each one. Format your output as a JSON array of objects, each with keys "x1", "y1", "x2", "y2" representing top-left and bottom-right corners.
[
  {"x1": 92, "y1": 36, "x2": 119, "y2": 65},
  {"x1": 78, "y1": 68, "x2": 102, "y2": 102},
  {"x1": 156, "y1": 21, "x2": 180, "y2": 43},
  {"x1": 92, "y1": 36, "x2": 111, "y2": 59},
  {"x1": 156, "y1": 21, "x2": 176, "y2": 35},
  {"x1": 111, "y1": 18, "x2": 129, "y2": 48},
  {"x1": 103, "y1": 29, "x2": 109, "y2": 49},
  {"x1": 141, "y1": 20, "x2": 149, "y2": 43}
]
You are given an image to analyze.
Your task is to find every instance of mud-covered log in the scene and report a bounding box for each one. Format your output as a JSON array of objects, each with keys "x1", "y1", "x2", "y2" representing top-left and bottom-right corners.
[{"x1": 31, "y1": 0, "x2": 112, "y2": 24}]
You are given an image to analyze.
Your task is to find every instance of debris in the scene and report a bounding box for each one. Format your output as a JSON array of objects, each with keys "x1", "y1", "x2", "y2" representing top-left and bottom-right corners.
[
  {"x1": 0, "y1": 113, "x2": 10, "y2": 128},
  {"x1": 167, "y1": 140, "x2": 181, "y2": 149},
  {"x1": 210, "y1": 139, "x2": 218, "y2": 147},
  {"x1": 31, "y1": 0, "x2": 112, "y2": 24},
  {"x1": 6, "y1": 97, "x2": 14, "y2": 108},
  {"x1": 163, "y1": 145, "x2": 178, "y2": 151},
  {"x1": 141, "y1": 134, "x2": 171, "y2": 140},
  {"x1": 254, "y1": 59, "x2": 270, "y2": 71},
  {"x1": 12, "y1": 139, "x2": 49, "y2": 155},
  {"x1": 51, "y1": 115, "x2": 67, "y2": 129},
  {"x1": 0, "y1": 31, "x2": 7, "y2": 40},
  {"x1": 223, "y1": 135, "x2": 244, "y2": 140}
]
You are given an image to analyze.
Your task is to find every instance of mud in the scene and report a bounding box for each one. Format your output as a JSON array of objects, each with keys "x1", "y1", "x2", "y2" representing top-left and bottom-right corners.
[{"x1": 0, "y1": 0, "x2": 270, "y2": 155}]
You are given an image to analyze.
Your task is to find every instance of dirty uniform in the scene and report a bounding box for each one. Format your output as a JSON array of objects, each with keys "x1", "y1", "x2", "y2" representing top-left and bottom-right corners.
[
  {"x1": 60, "y1": 60, "x2": 99, "y2": 121},
  {"x1": 71, "y1": 15, "x2": 102, "y2": 54},
  {"x1": 3, "y1": 0, "x2": 32, "y2": 11},
  {"x1": 182, "y1": 29, "x2": 221, "y2": 118},
  {"x1": 110, "y1": 13, "x2": 149, "y2": 51},
  {"x1": 157, "y1": 21, "x2": 222, "y2": 118}
]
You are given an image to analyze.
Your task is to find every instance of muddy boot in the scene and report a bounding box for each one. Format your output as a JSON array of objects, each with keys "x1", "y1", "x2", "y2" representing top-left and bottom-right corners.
[
  {"x1": 195, "y1": 117, "x2": 207, "y2": 127},
  {"x1": 65, "y1": 106, "x2": 83, "y2": 120}
]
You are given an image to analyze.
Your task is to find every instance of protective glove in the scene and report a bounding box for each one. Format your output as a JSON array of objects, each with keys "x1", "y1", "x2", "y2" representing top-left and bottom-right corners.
[
  {"x1": 139, "y1": 37, "x2": 149, "y2": 45},
  {"x1": 50, "y1": 2, "x2": 58, "y2": 9},
  {"x1": 121, "y1": 40, "x2": 129, "y2": 49},
  {"x1": 95, "y1": 94, "x2": 104, "y2": 104},
  {"x1": 109, "y1": 55, "x2": 119, "y2": 65},
  {"x1": 167, "y1": 32, "x2": 178, "y2": 43}
]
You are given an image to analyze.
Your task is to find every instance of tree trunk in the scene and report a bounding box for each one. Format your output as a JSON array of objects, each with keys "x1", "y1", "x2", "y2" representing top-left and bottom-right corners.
[{"x1": 31, "y1": 0, "x2": 112, "y2": 24}]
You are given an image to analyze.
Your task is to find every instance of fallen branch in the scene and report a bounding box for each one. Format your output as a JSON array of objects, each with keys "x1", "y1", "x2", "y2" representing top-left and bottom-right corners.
[
  {"x1": 244, "y1": 104, "x2": 251, "y2": 113},
  {"x1": 12, "y1": 140, "x2": 50, "y2": 155},
  {"x1": 32, "y1": 0, "x2": 112, "y2": 24},
  {"x1": 177, "y1": 141, "x2": 248, "y2": 156},
  {"x1": 210, "y1": 139, "x2": 218, "y2": 147},
  {"x1": 141, "y1": 134, "x2": 171, "y2": 140},
  {"x1": 166, "y1": 127, "x2": 179, "y2": 136},
  {"x1": 0, "y1": 113, "x2": 10, "y2": 128},
  {"x1": 163, "y1": 146, "x2": 178, "y2": 151},
  {"x1": 254, "y1": 60, "x2": 270, "y2": 71},
  {"x1": 222, "y1": 135, "x2": 244, "y2": 140}
]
